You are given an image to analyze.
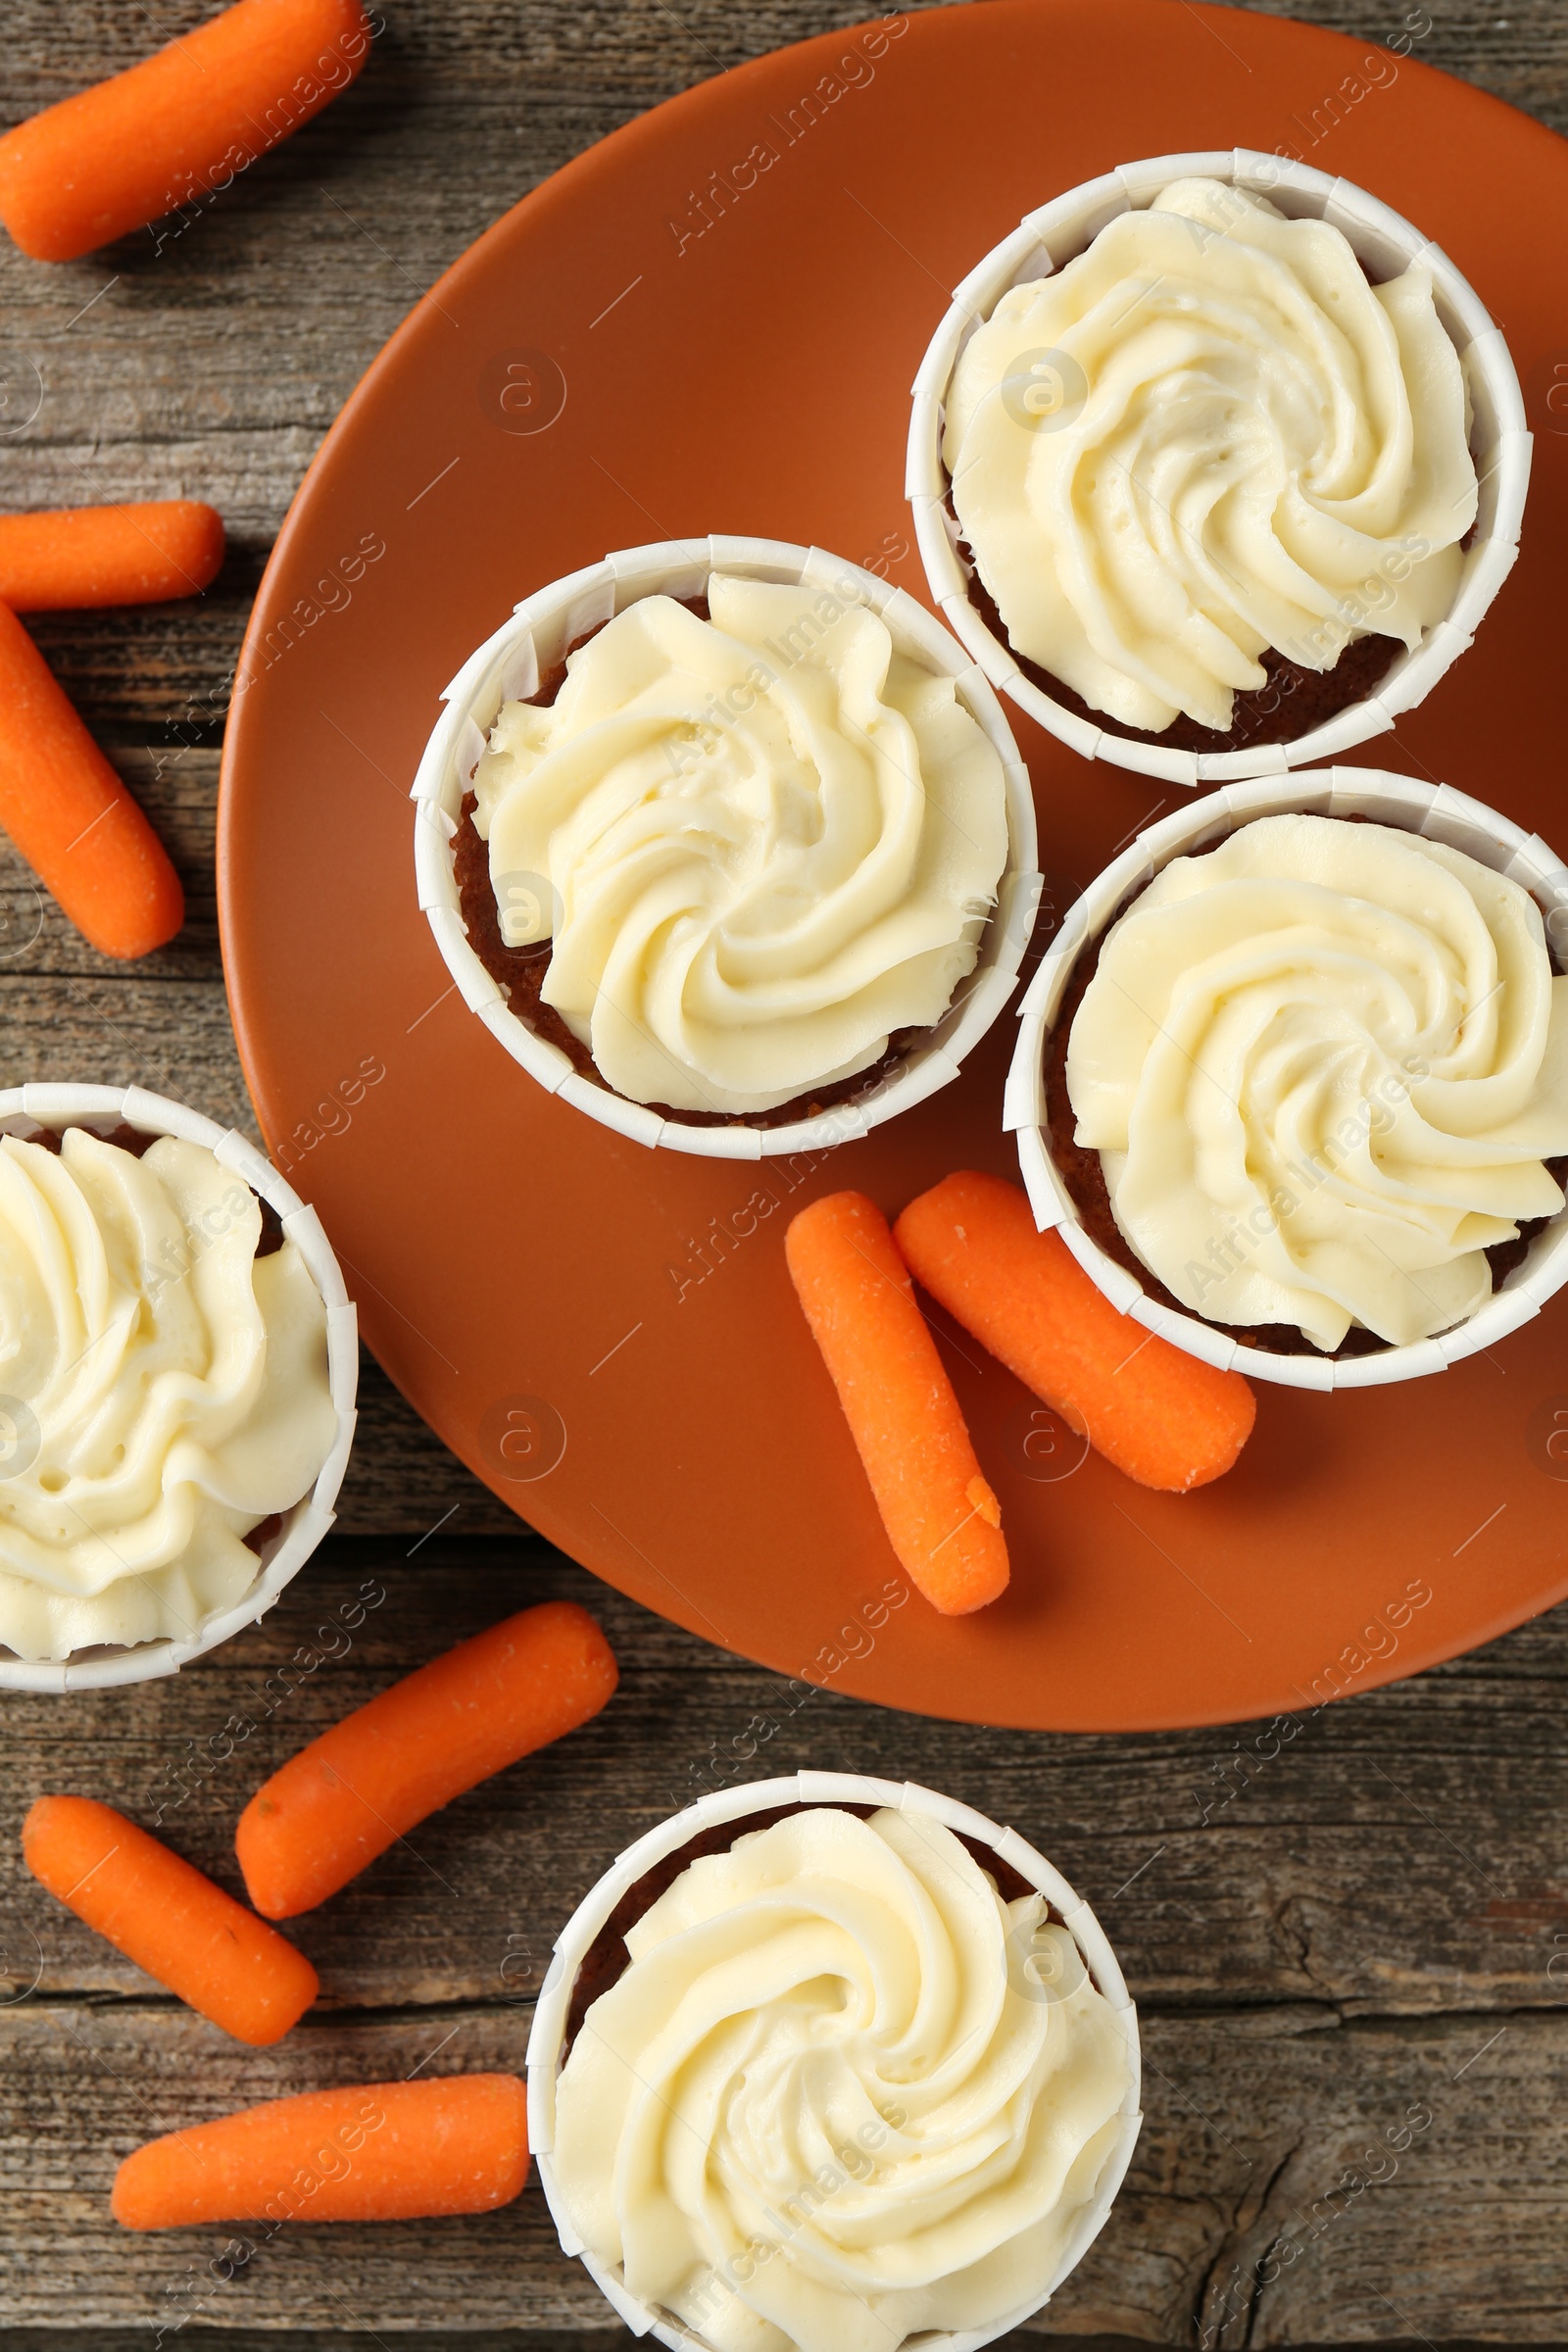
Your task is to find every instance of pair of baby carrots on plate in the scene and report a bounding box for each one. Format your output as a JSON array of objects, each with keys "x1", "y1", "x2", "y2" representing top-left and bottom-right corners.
[
  {"x1": 24, "y1": 1598, "x2": 617, "y2": 2230},
  {"x1": 787, "y1": 1171, "x2": 1258, "y2": 1615}
]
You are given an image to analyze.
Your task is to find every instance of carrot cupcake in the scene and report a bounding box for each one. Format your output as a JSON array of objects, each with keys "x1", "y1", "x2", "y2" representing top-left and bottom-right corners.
[
  {"x1": 527, "y1": 1776, "x2": 1140, "y2": 2352},
  {"x1": 414, "y1": 541, "x2": 1039, "y2": 1157},
  {"x1": 1008, "y1": 773, "x2": 1568, "y2": 1386},
  {"x1": 0, "y1": 1087, "x2": 352, "y2": 1678},
  {"x1": 912, "y1": 155, "x2": 1528, "y2": 782}
]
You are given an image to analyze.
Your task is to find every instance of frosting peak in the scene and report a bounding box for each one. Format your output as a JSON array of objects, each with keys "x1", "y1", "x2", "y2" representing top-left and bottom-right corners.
[
  {"x1": 551, "y1": 1806, "x2": 1133, "y2": 2352},
  {"x1": 1066, "y1": 814, "x2": 1568, "y2": 1349},
  {"x1": 472, "y1": 575, "x2": 1009, "y2": 1114},
  {"x1": 0, "y1": 1129, "x2": 337, "y2": 1660},
  {"x1": 943, "y1": 178, "x2": 1478, "y2": 735}
]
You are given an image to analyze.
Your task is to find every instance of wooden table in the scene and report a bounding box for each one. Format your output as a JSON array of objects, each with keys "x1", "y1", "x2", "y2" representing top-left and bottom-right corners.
[{"x1": 2, "y1": 1, "x2": 1566, "y2": 2341}]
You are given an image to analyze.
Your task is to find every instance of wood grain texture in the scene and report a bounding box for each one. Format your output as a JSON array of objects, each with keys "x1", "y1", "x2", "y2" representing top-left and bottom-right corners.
[
  {"x1": 0, "y1": 0, "x2": 1566, "y2": 2339},
  {"x1": 3, "y1": 1545, "x2": 1567, "y2": 2340}
]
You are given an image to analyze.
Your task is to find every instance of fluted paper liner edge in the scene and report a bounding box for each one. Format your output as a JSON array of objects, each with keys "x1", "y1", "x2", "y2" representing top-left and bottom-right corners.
[
  {"x1": 907, "y1": 149, "x2": 1531, "y2": 788},
  {"x1": 523, "y1": 1770, "x2": 1142, "y2": 2352},
  {"x1": 410, "y1": 537, "x2": 1041, "y2": 1159},
  {"x1": 0, "y1": 1084, "x2": 359, "y2": 1691},
  {"x1": 1004, "y1": 767, "x2": 1568, "y2": 1392}
]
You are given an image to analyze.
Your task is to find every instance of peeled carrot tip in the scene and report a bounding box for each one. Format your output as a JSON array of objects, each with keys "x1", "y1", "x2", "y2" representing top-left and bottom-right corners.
[
  {"x1": 967, "y1": 1475, "x2": 1002, "y2": 1529},
  {"x1": 0, "y1": 600, "x2": 184, "y2": 958},
  {"x1": 0, "y1": 0, "x2": 374, "y2": 264},
  {"x1": 0, "y1": 501, "x2": 225, "y2": 611}
]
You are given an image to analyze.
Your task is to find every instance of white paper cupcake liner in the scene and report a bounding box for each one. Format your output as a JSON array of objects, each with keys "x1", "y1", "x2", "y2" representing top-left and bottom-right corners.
[
  {"x1": 411, "y1": 536, "x2": 1041, "y2": 1159},
  {"x1": 908, "y1": 149, "x2": 1531, "y2": 787},
  {"x1": 1004, "y1": 768, "x2": 1568, "y2": 1391},
  {"x1": 0, "y1": 1085, "x2": 358, "y2": 1692},
  {"x1": 524, "y1": 1769, "x2": 1142, "y2": 2352}
]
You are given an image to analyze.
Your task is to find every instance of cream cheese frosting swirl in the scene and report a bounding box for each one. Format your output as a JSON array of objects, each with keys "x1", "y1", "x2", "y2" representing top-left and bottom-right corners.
[
  {"x1": 1066, "y1": 814, "x2": 1568, "y2": 1350},
  {"x1": 551, "y1": 1805, "x2": 1133, "y2": 2352},
  {"x1": 472, "y1": 574, "x2": 1009, "y2": 1114},
  {"x1": 0, "y1": 1129, "x2": 338, "y2": 1661},
  {"x1": 943, "y1": 178, "x2": 1478, "y2": 735}
]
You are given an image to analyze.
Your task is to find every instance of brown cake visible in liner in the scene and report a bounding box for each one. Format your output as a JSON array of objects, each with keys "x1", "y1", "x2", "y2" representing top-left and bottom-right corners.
[
  {"x1": 955, "y1": 520, "x2": 1404, "y2": 759},
  {"x1": 563, "y1": 1799, "x2": 1077, "y2": 2061},
  {"x1": 945, "y1": 213, "x2": 1488, "y2": 758},
  {"x1": 1044, "y1": 828, "x2": 1567, "y2": 1360},
  {"x1": 14, "y1": 1120, "x2": 287, "y2": 1552},
  {"x1": 942, "y1": 224, "x2": 1424, "y2": 756},
  {"x1": 451, "y1": 598, "x2": 943, "y2": 1131},
  {"x1": 20, "y1": 1121, "x2": 285, "y2": 1255}
]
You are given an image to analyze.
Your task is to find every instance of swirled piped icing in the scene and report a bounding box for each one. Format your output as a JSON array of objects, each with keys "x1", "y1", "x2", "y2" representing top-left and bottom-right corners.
[
  {"x1": 943, "y1": 178, "x2": 1478, "y2": 735},
  {"x1": 0, "y1": 1129, "x2": 337, "y2": 1660},
  {"x1": 551, "y1": 1805, "x2": 1133, "y2": 2352},
  {"x1": 471, "y1": 574, "x2": 1009, "y2": 1113},
  {"x1": 1065, "y1": 814, "x2": 1568, "y2": 1350}
]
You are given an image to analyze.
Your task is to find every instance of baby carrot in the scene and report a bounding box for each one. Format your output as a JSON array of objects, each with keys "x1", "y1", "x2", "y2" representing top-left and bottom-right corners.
[
  {"x1": 112, "y1": 2075, "x2": 529, "y2": 2230},
  {"x1": 236, "y1": 1600, "x2": 618, "y2": 1919},
  {"x1": 23, "y1": 1796, "x2": 317, "y2": 2047},
  {"x1": 0, "y1": 502, "x2": 224, "y2": 611},
  {"x1": 785, "y1": 1191, "x2": 1008, "y2": 1615},
  {"x1": 895, "y1": 1171, "x2": 1256, "y2": 1494},
  {"x1": 0, "y1": 0, "x2": 372, "y2": 264},
  {"x1": 0, "y1": 602, "x2": 183, "y2": 957}
]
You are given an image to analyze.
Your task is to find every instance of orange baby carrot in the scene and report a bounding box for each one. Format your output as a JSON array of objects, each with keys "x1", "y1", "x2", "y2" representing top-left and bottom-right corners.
[
  {"x1": 23, "y1": 1796, "x2": 317, "y2": 2047},
  {"x1": 895, "y1": 1171, "x2": 1255, "y2": 1494},
  {"x1": 785, "y1": 1190, "x2": 1008, "y2": 1616},
  {"x1": 0, "y1": 0, "x2": 372, "y2": 264},
  {"x1": 0, "y1": 502, "x2": 224, "y2": 611},
  {"x1": 236, "y1": 1599, "x2": 619, "y2": 1920},
  {"x1": 112, "y1": 2075, "x2": 529, "y2": 2230},
  {"x1": 0, "y1": 602, "x2": 183, "y2": 957}
]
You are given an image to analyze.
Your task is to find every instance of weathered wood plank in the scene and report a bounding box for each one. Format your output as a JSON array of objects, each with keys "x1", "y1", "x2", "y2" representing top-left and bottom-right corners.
[
  {"x1": 0, "y1": 1540, "x2": 1564, "y2": 2343},
  {"x1": 0, "y1": 2339, "x2": 631, "y2": 2352},
  {"x1": 0, "y1": 1986, "x2": 1555, "y2": 2337},
  {"x1": 1, "y1": 0, "x2": 1567, "y2": 2339},
  {"x1": 5, "y1": 1545, "x2": 1566, "y2": 2023},
  {"x1": 0, "y1": 0, "x2": 1562, "y2": 732},
  {"x1": 0, "y1": 969, "x2": 251, "y2": 1123}
]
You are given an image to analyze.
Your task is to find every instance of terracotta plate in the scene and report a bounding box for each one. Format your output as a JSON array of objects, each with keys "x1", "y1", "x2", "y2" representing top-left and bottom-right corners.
[{"x1": 220, "y1": 0, "x2": 1568, "y2": 1730}]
